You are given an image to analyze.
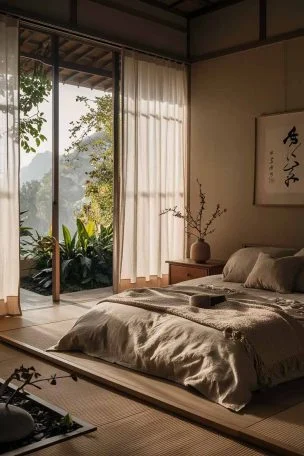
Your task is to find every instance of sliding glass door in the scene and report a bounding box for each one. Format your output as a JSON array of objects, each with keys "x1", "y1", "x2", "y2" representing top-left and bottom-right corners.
[{"x1": 19, "y1": 25, "x2": 117, "y2": 307}]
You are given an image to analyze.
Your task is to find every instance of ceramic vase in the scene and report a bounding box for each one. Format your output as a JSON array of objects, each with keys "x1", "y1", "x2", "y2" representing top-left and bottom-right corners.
[{"x1": 190, "y1": 238, "x2": 210, "y2": 263}]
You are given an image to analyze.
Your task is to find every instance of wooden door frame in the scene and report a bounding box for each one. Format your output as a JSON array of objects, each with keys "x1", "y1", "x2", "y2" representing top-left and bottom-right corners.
[
  {"x1": 19, "y1": 25, "x2": 119, "y2": 302},
  {"x1": 51, "y1": 33, "x2": 60, "y2": 302},
  {"x1": 112, "y1": 51, "x2": 121, "y2": 294}
]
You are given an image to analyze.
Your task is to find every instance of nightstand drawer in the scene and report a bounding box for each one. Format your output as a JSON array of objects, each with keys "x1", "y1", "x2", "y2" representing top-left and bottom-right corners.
[{"x1": 170, "y1": 265, "x2": 208, "y2": 284}]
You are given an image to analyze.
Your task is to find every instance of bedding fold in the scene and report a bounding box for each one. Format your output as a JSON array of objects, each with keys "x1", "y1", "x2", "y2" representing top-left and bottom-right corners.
[
  {"x1": 97, "y1": 286, "x2": 304, "y2": 389},
  {"x1": 50, "y1": 283, "x2": 304, "y2": 411}
]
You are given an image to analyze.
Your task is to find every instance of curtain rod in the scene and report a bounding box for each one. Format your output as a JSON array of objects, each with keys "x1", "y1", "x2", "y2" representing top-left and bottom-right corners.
[
  {"x1": 1, "y1": 8, "x2": 189, "y2": 65},
  {"x1": 23, "y1": 18, "x2": 189, "y2": 66}
]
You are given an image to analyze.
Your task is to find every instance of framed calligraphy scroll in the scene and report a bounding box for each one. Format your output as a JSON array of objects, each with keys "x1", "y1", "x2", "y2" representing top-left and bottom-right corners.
[{"x1": 254, "y1": 110, "x2": 304, "y2": 206}]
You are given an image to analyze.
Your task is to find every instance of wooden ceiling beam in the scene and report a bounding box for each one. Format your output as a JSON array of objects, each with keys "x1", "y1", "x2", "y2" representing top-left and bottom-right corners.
[
  {"x1": 102, "y1": 80, "x2": 113, "y2": 91},
  {"x1": 94, "y1": 51, "x2": 111, "y2": 65},
  {"x1": 67, "y1": 46, "x2": 96, "y2": 62},
  {"x1": 137, "y1": 0, "x2": 247, "y2": 19},
  {"x1": 62, "y1": 43, "x2": 86, "y2": 59},
  {"x1": 61, "y1": 71, "x2": 79, "y2": 83},
  {"x1": 90, "y1": 0, "x2": 187, "y2": 28},
  {"x1": 62, "y1": 72, "x2": 90, "y2": 86},
  {"x1": 188, "y1": 0, "x2": 246, "y2": 18},
  {"x1": 92, "y1": 77, "x2": 107, "y2": 89},
  {"x1": 62, "y1": 60, "x2": 112, "y2": 78},
  {"x1": 20, "y1": 29, "x2": 31, "y2": 42},
  {"x1": 95, "y1": 57, "x2": 112, "y2": 68},
  {"x1": 61, "y1": 43, "x2": 107, "y2": 65},
  {"x1": 81, "y1": 74, "x2": 97, "y2": 85},
  {"x1": 76, "y1": 74, "x2": 94, "y2": 87},
  {"x1": 91, "y1": 76, "x2": 107, "y2": 89},
  {"x1": 137, "y1": 0, "x2": 187, "y2": 17},
  {"x1": 169, "y1": 0, "x2": 185, "y2": 7},
  {"x1": 21, "y1": 52, "x2": 112, "y2": 78}
]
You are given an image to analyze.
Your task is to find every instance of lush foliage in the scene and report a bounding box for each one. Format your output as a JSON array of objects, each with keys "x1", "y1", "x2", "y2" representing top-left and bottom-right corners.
[
  {"x1": 20, "y1": 150, "x2": 91, "y2": 235},
  {"x1": 25, "y1": 220, "x2": 113, "y2": 293},
  {"x1": 65, "y1": 94, "x2": 113, "y2": 227},
  {"x1": 160, "y1": 180, "x2": 227, "y2": 240},
  {"x1": 20, "y1": 95, "x2": 114, "y2": 238},
  {"x1": 20, "y1": 211, "x2": 33, "y2": 256},
  {"x1": 20, "y1": 62, "x2": 51, "y2": 154},
  {"x1": 24, "y1": 230, "x2": 53, "y2": 272},
  {"x1": 19, "y1": 64, "x2": 114, "y2": 294},
  {"x1": 20, "y1": 180, "x2": 46, "y2": 235}
]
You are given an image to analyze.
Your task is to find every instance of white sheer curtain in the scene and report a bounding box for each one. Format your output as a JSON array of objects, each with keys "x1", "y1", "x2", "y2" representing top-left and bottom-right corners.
[
  {"x1": 119, "y1": 52, "x2": 187, "y2": 286},
  {"x1": 0, "y1": 15, "x2": 21, "y2": 316}
]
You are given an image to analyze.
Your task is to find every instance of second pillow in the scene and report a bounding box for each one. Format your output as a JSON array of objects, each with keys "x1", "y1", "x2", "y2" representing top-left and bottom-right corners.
[{"x1": 244, "y1": 252, "x2": 304, "y2": 293}]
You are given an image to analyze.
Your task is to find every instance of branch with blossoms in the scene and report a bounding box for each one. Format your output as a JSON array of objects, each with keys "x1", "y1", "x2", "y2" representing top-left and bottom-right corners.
[{"x1": 160, "y1": 180, "x2": 227, "y2": 240}]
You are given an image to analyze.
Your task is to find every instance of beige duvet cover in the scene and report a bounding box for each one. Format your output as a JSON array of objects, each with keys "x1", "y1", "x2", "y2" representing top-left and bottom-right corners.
[{"x1": 50, "y1": 276, "x2": 304, "y2": 411}]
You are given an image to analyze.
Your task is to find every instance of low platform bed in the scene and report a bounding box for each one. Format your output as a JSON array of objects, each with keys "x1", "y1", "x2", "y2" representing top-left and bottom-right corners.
[{"x1": 49, "y1": 245, "x2": 304, "y2": 414}]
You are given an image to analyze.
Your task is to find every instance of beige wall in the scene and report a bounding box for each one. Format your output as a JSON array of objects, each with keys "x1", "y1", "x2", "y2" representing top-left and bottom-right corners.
[
  {"x1": 77, "y1": 0, "x2": 186, "y2": 58},
  {"x1": 190, "y1": 0, "x2": 304, "y2": 60},
  {"x1": 190, "y1": 38, "x2": 304, "y2": 261},
  {"x1": 267, "y1": 0, "x2": 304, "y2": 37},
  {"x1": 190, "y1": 0, "x2": 259, "y2": 59}
]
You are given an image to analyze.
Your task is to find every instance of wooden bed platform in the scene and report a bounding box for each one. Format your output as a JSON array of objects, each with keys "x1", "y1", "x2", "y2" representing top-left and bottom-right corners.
[{"x1": 0, "y1": 304, "x2": 304, "y2": 456}]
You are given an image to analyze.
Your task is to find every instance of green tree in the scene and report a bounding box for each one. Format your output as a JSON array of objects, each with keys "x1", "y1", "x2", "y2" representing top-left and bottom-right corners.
[
  {"x1": 20, "y1": 180, "x2": 43, "y2": 232},
  {"x1": 65, "y1": 94, "x2": 113, "y2": 227},
  {"x1": 19, "y1": 61, "x2": 51, "y2": 154}
]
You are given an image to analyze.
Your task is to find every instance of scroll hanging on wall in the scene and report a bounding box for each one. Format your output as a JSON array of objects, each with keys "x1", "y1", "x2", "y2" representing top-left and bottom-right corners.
[{"x1": 254, "y1": 110, "x2": 304, "y2": 206}]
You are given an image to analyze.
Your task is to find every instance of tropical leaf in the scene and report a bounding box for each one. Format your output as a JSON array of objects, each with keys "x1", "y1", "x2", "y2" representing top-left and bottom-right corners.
[
  {"x1": 29, "y1": 218, "x2": 113, "y2": 292},
  {"x1": 80, "y1": 256, "x2": 92, "y2": 268},
  {"x1": 42, "y1": 279, "x2": 52, "y2": 288},
  {"x1": 85, "y1": 220, "x2": 96, "y2": 238},
  {"x1": 61, "y1": 258, "x2": 74, "y2": 278},
  {"x1": 62, "y1": 224, "x2": 72, "y2": 250}
]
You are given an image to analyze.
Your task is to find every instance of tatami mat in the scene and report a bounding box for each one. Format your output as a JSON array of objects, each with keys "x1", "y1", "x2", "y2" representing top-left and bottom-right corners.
[
  {"x1": 1, "y1": 304, "x2": 304, "y2": 455},
  {"x1": 0, "y1": 323, "x2": 276, "y2": 429},
  {"x1": 0, "y1": 344, "x2": 274, "y2": 456},
  {"x1": 20, "y1": 288, "x2": 54, "y2": 311},
  {"x1": 250, "y1": 402, "x2": 304, "y2": 453},
  {"x1": 20, "y1": 286, "x2": 113, "y2": 311},
  {"x1": 61, "y1": 286, "x2": 113, "y2": 305},
  {"x1": 0, "y1": 305, "x2": 85, "y2": 331}
]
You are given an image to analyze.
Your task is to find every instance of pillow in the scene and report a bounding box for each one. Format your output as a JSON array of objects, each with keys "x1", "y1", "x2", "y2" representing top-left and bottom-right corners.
[
  {"x1": 295, "y1": 248, "x2": 304, "y2": 257},
  {"x1": 243, "y1": 253, "x2": 304, "y2": 293},
  {"x1": 294, "y1": 248, "x2": 304, "y2": 292},
  {"x1": 223, "y1": 247, "x2": 297, "y2": 283}
]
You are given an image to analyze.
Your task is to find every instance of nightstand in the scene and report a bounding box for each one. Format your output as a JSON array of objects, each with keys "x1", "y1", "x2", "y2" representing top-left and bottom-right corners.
[{"x1": 166, "y1": 259, "x2": 225, "y2": 285}]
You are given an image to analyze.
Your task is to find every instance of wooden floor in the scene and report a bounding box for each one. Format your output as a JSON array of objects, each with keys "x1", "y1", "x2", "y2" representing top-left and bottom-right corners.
[
  {"x1": 1, "y1": 292, "x2": 304, "y2": 456},
  {"x1": 20, "y1": 287, "x2": 113, "y2": 310}
]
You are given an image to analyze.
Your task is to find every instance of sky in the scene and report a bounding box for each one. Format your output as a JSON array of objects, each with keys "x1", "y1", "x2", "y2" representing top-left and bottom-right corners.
[{"x1": 20, "y1": 83, "x2": 104, "y2": 168}]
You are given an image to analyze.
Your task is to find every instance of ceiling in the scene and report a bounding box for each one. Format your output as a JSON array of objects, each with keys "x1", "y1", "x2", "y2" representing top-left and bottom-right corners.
[
  {"x1": 20, "y1": 27, "x2": 113, "y2": 92},
  {"x1": 137, "y1": 0, "x2": 245, "y2": 18}
]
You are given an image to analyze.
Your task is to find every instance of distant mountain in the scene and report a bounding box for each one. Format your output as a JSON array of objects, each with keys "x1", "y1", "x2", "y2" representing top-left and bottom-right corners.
[
  {"x1": 20, "y1": 131, "x2": 106, "y2": 185},
  {"x1": 20, "y1": 131, "x2": 108, "y2": 234},
  {"x1": 20, "y1": 151, "x2": 52, "y2": 185}
]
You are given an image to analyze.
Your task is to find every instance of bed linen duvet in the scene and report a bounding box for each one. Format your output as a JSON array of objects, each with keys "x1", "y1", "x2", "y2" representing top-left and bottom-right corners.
[{"x1": 49, "y1": 276, "x2": 304, "y2": 411}]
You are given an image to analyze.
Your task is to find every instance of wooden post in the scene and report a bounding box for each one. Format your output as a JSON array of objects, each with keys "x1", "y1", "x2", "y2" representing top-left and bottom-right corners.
[
  {"x1": 52, "y1": 34, "x2": 60, "y2": 302},
  {"x1": 186, "y1": 62, "x2": 191, "y2": 259},
  {"x1": 69, "y1": 0, "x2": 78, "y2": 27},
  {"x1": 259, "y1": 0, "x2": 267, "y2": 41},
  {"x1": 112, "y1": 52, "x2": 120, "y2": 294}
]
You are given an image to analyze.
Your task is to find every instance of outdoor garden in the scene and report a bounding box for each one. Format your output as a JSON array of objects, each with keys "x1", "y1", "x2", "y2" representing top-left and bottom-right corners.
[{"x1": 20, "y1": 61, "x2": 114, "y2": 295}]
